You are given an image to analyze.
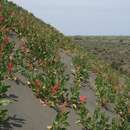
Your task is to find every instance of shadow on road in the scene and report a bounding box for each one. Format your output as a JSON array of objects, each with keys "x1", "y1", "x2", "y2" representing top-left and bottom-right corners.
[
  {"x1": 0, "y1": 115, "x2": 25, "y2": 130},
  {"x1": 7, "y1": 94, "x2": 19, "y2": 102}
]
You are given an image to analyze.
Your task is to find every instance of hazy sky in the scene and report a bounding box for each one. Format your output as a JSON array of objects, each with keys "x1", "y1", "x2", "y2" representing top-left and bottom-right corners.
[{"x1": 9, "y1": 0, "x2": 130, "y2": 35}]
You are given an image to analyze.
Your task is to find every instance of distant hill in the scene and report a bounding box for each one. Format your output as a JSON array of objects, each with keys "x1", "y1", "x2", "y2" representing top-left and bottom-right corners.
[{"x1": 72, "y1": 36, "x2": 130, "y2": 75}]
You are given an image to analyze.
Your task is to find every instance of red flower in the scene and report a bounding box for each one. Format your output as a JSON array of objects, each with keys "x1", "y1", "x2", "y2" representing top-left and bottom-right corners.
[
  {"x1": 51, "y1": 82, "x2": 60, "y2": 95},
  {"x1": 34, "y1": 79, "x2": 42, "y2": 97},
  {"x1": 79, "y1": 96, "x2": 87, "y2": 103},
  {"x1": 0, "y1": 16, "x2": 5, "y2": 22},
  {"x1": 0, "y1": 5, "x2": 2, "y2": 12},
  {"x1": 7, "y1": 62, "x2": 13, "y2": 74},
  {"x1": 3, "y1": 35, "x2": 9, "y2": 44},
  {"x1": 34, "y1": 79, "x2": 42, "y2": 88}
]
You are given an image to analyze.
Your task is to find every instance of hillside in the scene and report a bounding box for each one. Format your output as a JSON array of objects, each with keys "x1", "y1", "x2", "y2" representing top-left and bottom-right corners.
[{"x1": 0, "y1": 0, "x2": 130, "y2": 130}]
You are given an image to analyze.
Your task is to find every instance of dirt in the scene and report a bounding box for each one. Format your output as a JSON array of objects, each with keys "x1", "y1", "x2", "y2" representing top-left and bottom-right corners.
[
  {"x1": 59, "y1": 49, "x2": 82, "y2": 130},
  {"x1": 80, "y1": 73, "x2": 116, "y2": 120}
]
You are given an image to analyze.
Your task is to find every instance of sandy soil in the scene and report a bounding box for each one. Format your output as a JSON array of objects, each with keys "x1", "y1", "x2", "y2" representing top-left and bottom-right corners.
[
  {"x1": 1, "y1": 34, "x2": 116, "y2": 130},
  {"x1": 2, "y1": 79, "x2": 56, "y2": 130}
]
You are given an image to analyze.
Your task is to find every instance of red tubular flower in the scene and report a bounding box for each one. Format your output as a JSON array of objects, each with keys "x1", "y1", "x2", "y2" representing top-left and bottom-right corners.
[
  {"x1": 7, "y1": 62, "x2": 13, "y2": 74},
  {"x1": 3, "y1": 35, "x2": 9, "y2": 44},
  {"x1": 51, "y1": 82, "x2": 60, "y2": 95},
  {"x1": 34, "y1": 79, "x2": 42, "y2": 97},
  {"x1": 0, "y1": 5, "x2": 2, "y2": 12},
  {"x1": 0, "y1": 16, "x2": 5, "y2": 22},
  {"x1": 79, "y1": 96, "x2": 87, "y2": 103},
  {"x1": 34, "y1": 79, "x2": 42, "y2": 88}
]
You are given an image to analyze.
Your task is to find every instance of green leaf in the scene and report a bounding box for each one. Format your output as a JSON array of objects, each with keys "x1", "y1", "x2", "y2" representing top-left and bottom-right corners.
[
  {"x1": 0, "y1": 110, "x2": 8, "y2": 122},
  {"x1": 0, "y1": 99, "x2": 11, "y2": 106},
  {"x1": 0, "y1": 83, "x2": 10, "y2": 94}
]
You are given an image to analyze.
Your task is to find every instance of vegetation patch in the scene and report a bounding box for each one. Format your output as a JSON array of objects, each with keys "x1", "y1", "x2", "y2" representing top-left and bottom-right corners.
[{"x1": 0, "y1": 0, "x2": 130, "y2": 129}]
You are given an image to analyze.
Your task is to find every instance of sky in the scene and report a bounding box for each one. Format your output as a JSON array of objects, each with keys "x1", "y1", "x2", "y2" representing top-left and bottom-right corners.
[{"x1": 9, "y1": 0, "x2": 130, "y2": 36}]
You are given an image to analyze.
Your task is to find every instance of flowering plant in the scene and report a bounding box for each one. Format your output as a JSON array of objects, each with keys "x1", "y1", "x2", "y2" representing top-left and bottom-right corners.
[{"x1": 79, "y1": 96, "x2": 87, "y2": 104}]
